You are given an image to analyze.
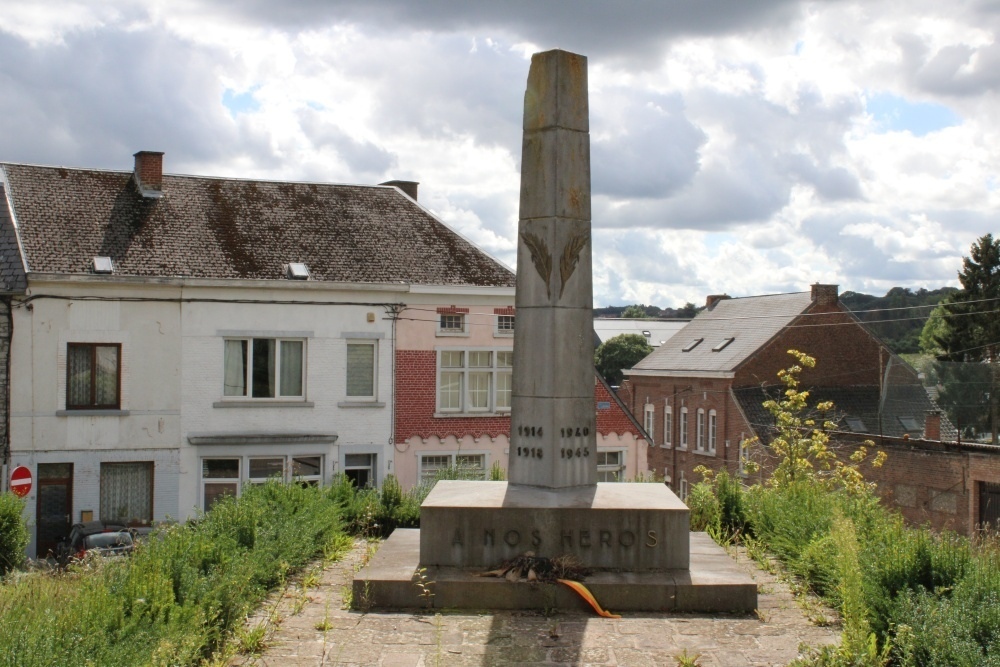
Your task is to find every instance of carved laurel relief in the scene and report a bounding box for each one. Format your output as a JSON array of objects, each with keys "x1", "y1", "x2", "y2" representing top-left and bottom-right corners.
[
  {"x1": 559, "y1": 232, "x2": 588, "y2": 298},
  {"x1": 521, "y1": 232, "x2": 552, "y2": 298}
]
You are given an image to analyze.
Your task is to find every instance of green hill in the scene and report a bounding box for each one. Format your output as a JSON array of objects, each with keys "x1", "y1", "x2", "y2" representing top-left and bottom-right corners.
[{"x1": 840, "y1": 287, "x2": 957, "y2": 354}]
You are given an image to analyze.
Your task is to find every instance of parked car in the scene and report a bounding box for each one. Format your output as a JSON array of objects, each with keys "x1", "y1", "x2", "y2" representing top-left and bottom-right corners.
[{"x1": 57, "y1": 521, "x2": 135, "y2": 563}]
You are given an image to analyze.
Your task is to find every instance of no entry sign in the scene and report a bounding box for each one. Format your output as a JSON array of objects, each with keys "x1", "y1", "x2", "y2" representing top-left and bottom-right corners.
[{"x1": 9, "y1": 466, "x2": 31, "y2": 498}]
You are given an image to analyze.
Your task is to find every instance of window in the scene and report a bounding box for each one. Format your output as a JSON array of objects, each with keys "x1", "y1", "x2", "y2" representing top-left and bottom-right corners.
[
  {"x1": 845, "y1": 417, "x2": 868, "y2": 433},
  {"x1": 436, "y1": 349, "x2": 512, "y2": 413},
  {"x1": 712, "y1": 337, "x2": 735, "y2": 352},
  {"x1": 67, "y1": 343, "x2": 121, "y2": 409},
  {"x1": 346, "y1": 341, "x2": 377, "y2": 399},
  {"x1": 202, "y1": 458, "x2": 240, "y2": 510},
  {"x1": 643, "y1": 404, "x2": 655, "y2": 442},
  {"x1": 202, "y1": 455, "x2": 324, "y2": 509},
  {"x1": 681, "y1": 338, "x2": 703, "y2": 352},
  {"x1": 438, "y1": 313, "x2": 466, "y2": 334},
  {"x1": 898, "y1": 416, "x2": 922, "y2": 432},
  {"x1": 344, "y1": 453, "x2": 376, "y2": 488},
  {"x1": 597, "y1": 450, "x2": 625, "y2": 482},
  {"x1": 696, "y1": 409, "x2": 705, "y2": 451},
  {"x1": 419, "y1": 453, "x2": 487, "y2": 484},
  {"x1": 663, "y1": 405, "x2": 672, "y2": 447},
  {"x1": 709, "y1": 410, "x2": 717, "y2": 454},
  {"x1": 679, "y1": 473, "x2": 688, "y2": 501},
  {"x1": 680, "y1": 407, "x2": 688, "y2": 449},
  {"x1": 100, "y1": 462, "x2": 152, "y2": 526},
  {"x1": 223, "y1": 338, "x2": 304, "y2": 399},
  {"x1": 495, "y1": 315, "x2": 515, "y2": 336}
]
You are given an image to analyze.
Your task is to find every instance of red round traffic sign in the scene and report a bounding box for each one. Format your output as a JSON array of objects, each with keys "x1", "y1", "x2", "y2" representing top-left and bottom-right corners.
[{"x1": 9, "y1": 466, "x2": 32, "y2": 498}]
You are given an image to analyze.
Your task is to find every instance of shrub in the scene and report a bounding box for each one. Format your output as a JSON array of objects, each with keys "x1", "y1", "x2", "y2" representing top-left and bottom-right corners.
[
  {"x1": 687, "y1": 481, "x2": 720, "y2": 533},
  {"x1": 0, "y1": 480, "x2": 344, "y2": 667},
  {"x1": 0, "y1": 493, "x2": 28, "y2": 576}
]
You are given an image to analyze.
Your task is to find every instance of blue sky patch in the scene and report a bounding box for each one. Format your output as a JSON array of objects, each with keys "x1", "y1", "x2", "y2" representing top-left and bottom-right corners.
[
  {"x1": 222, "y1": 87, "x2": 261, "y2": 117},
  {"x1": 866, "y1": 92, "x2": 960, "y2": 136}
]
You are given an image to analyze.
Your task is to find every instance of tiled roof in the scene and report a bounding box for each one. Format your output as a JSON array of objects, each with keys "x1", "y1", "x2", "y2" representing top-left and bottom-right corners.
[
  {"x1": 0, "y1": 184, "x2": 26, "y2": 293},
  {"x1": 630, "y1": 292, "x2": 813, "y2": 374},
  {"x1": 0, "y1": 164, "x2": 515, "y2": 287},
  {"x1": 733, "y1": 384, "x2": 959, "y2": 443}
]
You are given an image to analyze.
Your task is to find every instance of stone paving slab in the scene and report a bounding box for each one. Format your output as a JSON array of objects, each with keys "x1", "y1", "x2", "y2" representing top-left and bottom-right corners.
[{"x1": 230, "y1": 538, "x2": 839, "y2": 667}]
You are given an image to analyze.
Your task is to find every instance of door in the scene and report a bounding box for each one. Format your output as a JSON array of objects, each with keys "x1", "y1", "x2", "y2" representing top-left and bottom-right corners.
[
  {"x1": 980, "y1": 482, "x2": 1000, "y2": 531},
  {"x1": 36, "y1": 463, "x2": 73, "y2": 557}
]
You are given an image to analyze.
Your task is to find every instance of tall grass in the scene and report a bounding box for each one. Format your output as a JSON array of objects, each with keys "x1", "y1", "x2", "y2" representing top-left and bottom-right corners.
[
  {"x1": 697, "y1": 476, "x2": 1000, "y2": 666},
  {"x1": 0, "y1": 481, "x2": 343, "y2": 667}
]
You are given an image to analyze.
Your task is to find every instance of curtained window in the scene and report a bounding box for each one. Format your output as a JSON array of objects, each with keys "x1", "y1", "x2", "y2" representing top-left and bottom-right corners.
[
  {"x1": 100, "y1": 462, "x2": 153, "y2": 525},
  {"x1": 346, "y1": 342, "x2": 376, "y2": 398},
  {"x1": 67, "y1": 343, "x2": 121, "y2": 409},
  {"x1": 223, "y1": 338, "x2": 304, "y2": 398}
]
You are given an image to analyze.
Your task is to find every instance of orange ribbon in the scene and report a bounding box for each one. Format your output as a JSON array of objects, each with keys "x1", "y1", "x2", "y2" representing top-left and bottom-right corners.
[{"x1": 556, "y1": 579, "x2": 622, "y2": 619}]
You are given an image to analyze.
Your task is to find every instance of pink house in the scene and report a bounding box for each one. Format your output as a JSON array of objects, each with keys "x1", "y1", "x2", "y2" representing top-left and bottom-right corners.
[{"x1": 392, "y1": 300, "x2": 650, "y2": 488}]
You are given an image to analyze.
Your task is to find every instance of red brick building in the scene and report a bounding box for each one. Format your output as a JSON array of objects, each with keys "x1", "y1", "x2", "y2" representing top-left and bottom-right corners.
[{"x1": 621, "y1": 284, "x2": 1000, "y2": 535}]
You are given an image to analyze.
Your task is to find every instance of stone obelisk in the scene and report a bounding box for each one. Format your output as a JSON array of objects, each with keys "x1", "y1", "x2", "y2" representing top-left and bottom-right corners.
[{"x1": 509, "y1": 50, "x2": 596, "y2": 488}]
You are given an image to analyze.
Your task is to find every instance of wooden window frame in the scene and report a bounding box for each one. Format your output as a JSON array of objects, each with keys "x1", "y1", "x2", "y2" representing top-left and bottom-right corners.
[{"x1": 66, "y1": 343, "x2": 122, "y2": 410}]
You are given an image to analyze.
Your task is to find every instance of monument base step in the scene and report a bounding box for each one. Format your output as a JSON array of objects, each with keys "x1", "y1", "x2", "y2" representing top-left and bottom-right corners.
[{"x1": 353, "y1": 529, "x2": 757, "y2": 613}]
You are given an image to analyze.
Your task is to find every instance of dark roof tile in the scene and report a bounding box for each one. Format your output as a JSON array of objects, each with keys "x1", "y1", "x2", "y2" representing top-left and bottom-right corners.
[{"x1": 0, "y1": 164, "x2": 515, "y2": 287}]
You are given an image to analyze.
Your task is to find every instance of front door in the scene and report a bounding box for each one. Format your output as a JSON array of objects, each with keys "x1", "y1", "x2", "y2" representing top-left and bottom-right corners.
[{"x1": 36, "y1": 463, "x2": 73, "y2": 557}]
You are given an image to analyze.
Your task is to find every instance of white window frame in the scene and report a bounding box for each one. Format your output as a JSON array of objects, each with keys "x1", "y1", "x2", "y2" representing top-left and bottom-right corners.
[
  {"x1": 437, "y1": 313, "x2": 468, "y2": 337},
  {"x1": 222, "y1": 337, "x2": 306, "y2": 400},
  {"x1": 679, "y1": 472, "x2": 688, "y2": 501},
  {"x1": 679, "y1": 407, "x2": 688, "y2": 449},
  {"x1": 663, "y1": 405, "x2": 672, "y2": 448},
  {"x1": 343, "y1": 452, "x2": 377, "y2": 488},
  {"x1": 436, "y1": 348, "x2": 512, "y2": 415},
  {"x1": 494, "y1": 314, "x2": 515, "y2": 337},
  {"x1": 597, "y1": 449, "x2": 626, "y2": 482},
  {"x1": 696, "y1": 409, "x2": 706, "y2": 452},
  {"x1": 709, "y1": 410, "x2": 717, "y2": 454},
  {"x1": 418, "y1": 452, "x2": 488, "y2": 484},
  {"x1": 202, "y1": 457, "x2": 241, "y2": 511},
  {"x1": 346, "y1": 339, "x2": 378, "y2": 400},
  {"x1": 643, "y1": 404, "x2": 655, "y2": 443}
]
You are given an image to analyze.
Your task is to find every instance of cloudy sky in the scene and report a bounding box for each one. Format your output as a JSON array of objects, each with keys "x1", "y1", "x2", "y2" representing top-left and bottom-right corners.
[{"x1": 2, "y1": 1, "x2": 997, "y2": 307}]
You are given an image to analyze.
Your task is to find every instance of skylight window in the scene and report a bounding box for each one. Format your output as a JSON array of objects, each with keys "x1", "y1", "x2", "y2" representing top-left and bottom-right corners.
[
  {"x1": 845, "y1": 417, "x2": 867, "y2": 433},
  {"x1": 898, "y1": 416, "x2": 922, "y2": 432},
  {"x1": 92, "y1": 257, "x2": 114, "y2": 274},
  {"x1": 286, "y1": 263, "x2": 310, "y2": 280},
  {"x1": 681, "y1": 338, "x2": 703, "y2": 352},
  {"x1": 712, "y1": 337, "x2": 735, "y2": 352}
]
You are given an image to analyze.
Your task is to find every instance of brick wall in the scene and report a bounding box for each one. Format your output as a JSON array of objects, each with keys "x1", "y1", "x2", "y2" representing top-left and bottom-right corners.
[
  {"x1": 394, "y1": 350, "x2": 511, "y2": 442},
  {"x1": 737, "y1": 304, "x2": 887, "y2": 388},
  {"x1": 395, "y1": 349, "x2": 646, "y2": 442}
]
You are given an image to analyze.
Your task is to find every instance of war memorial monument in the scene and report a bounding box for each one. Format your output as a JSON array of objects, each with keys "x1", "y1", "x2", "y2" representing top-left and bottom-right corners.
[{"x1": 355, "y1": 49, "x2": 756, "y2": 613}]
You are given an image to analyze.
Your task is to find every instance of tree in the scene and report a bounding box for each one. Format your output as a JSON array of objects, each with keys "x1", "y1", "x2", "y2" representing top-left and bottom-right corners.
[
  {"x1": 935, "y1": 234, "x2": 1000, "y2": 444},
  {"x1": 595, "y1": 334, "x2": 653, "y2": 386},
  {"x1": 620, "y1": 304, "x2": 651, "y2": 318}
]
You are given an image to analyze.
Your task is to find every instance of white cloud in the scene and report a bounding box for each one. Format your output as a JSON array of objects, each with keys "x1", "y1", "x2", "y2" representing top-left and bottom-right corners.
[{"x1": 1, "y1": 0, "x2": 997, "y2": 307}]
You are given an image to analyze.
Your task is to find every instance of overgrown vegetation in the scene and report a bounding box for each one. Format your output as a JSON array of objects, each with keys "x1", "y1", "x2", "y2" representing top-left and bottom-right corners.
[
  {"x1": 0, "y1": 481, "x2": 345, "y2": 667},
  {"x1": 0, "y1": 493, "x2": 28, "y2": 577},
  {"x1": 689, "y1": 350, "x2": 1000, "y2": 666}
]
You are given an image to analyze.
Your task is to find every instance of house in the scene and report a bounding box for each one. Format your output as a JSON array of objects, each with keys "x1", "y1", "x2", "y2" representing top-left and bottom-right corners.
[
  {"x1": 623, "y1": 284, "x2": 962, "y2": 506},
  {"x1": 0, "y1": 151, "x2": 514, "y2": 557},
  {"x1": 392, "y1": 305, "x2": 652, "y2": 489}
]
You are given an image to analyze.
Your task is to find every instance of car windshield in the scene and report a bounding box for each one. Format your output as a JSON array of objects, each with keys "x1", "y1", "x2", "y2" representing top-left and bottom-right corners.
[{"x1": 84, "y1": 532, "x2": 133, "y2": 549}]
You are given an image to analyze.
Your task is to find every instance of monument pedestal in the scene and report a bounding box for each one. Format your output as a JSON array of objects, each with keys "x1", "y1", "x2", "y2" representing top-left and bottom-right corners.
[
  {"x1": 354, "y1": 481, "x2": 757, "y2": 613},
  {"x1": 420, "y1": 481, "x2": 689, "y2": 570}
]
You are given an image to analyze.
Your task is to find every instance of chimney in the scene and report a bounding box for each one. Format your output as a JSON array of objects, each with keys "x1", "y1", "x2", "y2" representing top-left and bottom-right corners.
[
  {"x1": 380, "y1": 180, "x2": 419, "y2": 201},
  {"x1": 811, "y1": 283, "x2": 839, "y2": 306},
  {"x1": 924, "y1": 410, "x2": 942, "y2": 441},
  {"x1": 705, "y1": 294, "x2": 730, "y2": 310},
  {"x1": 133, "y1": 151, "x2": 164, "y2": 199}
]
